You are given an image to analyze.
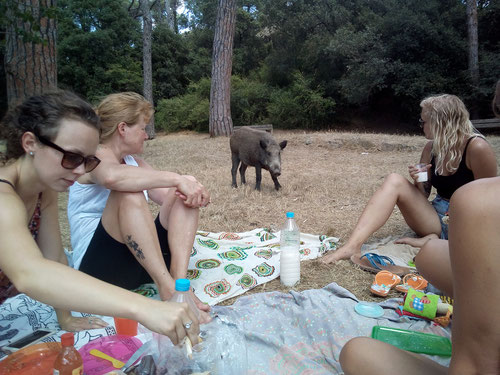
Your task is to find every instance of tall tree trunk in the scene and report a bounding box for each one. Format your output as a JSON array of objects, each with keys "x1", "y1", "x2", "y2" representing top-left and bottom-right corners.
[
  {"x1": 4, "y1": 0, "x2": 57, "y2": 109},
  {"x1": 209, "y1": 0, "x2": 237, "y2": 137},
  {"x1": 169, "y1": 0, "x2": 178, "y2": 33},
  {"x1": 139, "y1": 0, "x2": 155, "y2": 139},
  {"x1": 466, "y1": 0, "x2": 479, "y2": 89}
]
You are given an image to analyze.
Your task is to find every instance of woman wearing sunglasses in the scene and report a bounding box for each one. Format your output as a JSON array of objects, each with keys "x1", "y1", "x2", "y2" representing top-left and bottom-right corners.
[
  {"x1": 0, "y1": 91, "x2": 199, "y2": 344},
  {"x1": 322, "y1": 94, "x2": 497, "y2": 265},
  {"x1": 67, "y1": 92, "x2": 211, "y2": 323}
]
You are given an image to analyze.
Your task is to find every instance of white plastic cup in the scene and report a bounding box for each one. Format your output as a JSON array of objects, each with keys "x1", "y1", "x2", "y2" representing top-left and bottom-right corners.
[{"x1": 416, "y1": 163, "x2": 428, "y2": 182}]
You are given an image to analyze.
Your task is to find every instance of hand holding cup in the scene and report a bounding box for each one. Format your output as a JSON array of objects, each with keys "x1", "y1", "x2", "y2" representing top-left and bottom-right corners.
[{"x1": 414, "y1": 163, "x2": 429, "y2": 183}]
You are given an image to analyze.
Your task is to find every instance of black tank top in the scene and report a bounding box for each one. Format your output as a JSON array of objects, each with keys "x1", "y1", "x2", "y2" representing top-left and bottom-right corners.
[{"x1": 430, "y1": 137, "x2": 476, "y2": 200}]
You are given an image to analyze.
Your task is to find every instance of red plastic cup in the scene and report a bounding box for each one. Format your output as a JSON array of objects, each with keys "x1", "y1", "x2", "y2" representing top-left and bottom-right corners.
[{"x1": 114, "y1": 317, "x2": 138, "y2": 336}]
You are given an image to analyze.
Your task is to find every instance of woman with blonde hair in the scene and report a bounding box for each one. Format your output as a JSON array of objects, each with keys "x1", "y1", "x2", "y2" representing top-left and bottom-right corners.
[
  {"x1": 68, "y1": 92, "x2": 212, "y2": 323},
  {"x1": 322, "y1": 94, "x2": 497, "y2": 265},
  {"x1": 0, "y1": 91, "x2": 200, "y2": 344}
]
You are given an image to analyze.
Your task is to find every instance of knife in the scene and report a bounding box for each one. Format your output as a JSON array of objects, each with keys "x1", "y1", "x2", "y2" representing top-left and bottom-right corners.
[{"x1": 121, "y1": 341, "x2": 152, "y2": 373}]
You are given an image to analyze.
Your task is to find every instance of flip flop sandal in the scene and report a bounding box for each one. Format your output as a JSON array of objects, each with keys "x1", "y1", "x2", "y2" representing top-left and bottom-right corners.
[
  {"x1": 370, "y1": 270, "x2": 402, "y2": 297},
  {"x1": 350, "y1": 253, "x2": 412, "y2": 277},
  {"x1": 395, "y1": 274, "x2": 428, "y2": 293}
]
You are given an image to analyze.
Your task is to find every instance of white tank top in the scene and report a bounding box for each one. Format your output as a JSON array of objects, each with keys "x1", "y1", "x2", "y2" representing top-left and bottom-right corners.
[{"x1": 67, "y1": 155, "x2": 148, "y2": 269}]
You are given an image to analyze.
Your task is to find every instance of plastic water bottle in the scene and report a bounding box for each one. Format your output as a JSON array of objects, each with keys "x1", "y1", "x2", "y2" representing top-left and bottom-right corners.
[
  {"x1": 280, "y1": 212, "x2": 301, "y2": 287},
  {"x1": 53, "y1": 332, "x2": 83, "y2": 375},
  {"x1": 169, "y1": 278, "x2": 200, "y2": 319}
]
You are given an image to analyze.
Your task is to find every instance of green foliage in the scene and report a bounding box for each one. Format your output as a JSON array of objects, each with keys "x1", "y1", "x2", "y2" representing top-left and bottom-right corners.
[
  {"x1": 57, "y1": 0, "x2": 142, "y2": 100},
  {"x1": 155, "y1": 78, "x2": 211, "y2": 132},
  {"x1": 152, "y1": 25, "x2": 192, "y2": 100},
  {"x1": 231, "y1": 75, "x2": 271, "y2": 125},
  {"x1": 267, "y1": 72, "x2": 335, "y2": 129}
]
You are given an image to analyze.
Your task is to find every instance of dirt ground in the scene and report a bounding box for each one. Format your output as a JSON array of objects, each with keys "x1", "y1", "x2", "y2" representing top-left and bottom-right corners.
[{"x1": 58, "y1": 129, "x2": 500, "y2": 303}]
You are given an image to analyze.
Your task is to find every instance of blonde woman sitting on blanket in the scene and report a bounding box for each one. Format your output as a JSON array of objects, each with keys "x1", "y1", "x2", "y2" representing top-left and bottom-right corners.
[
  {"x1": 322, "y1": 94, "x2": 497, "y2": 265},
  {"x1": 0, "y1": 91, "x2": 199, "y2": 344},
  {"x1": 67, "y1": 92, "x2": 211, "y2": 323},
  {"x1": 407, "y1": 80, "x2": 500, "y2": 298}
]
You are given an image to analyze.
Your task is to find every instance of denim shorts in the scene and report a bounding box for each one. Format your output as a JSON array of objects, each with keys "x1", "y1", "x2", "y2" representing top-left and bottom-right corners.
[{"x1": 431, "y1": 195, "x2": 450, "y2": 240}]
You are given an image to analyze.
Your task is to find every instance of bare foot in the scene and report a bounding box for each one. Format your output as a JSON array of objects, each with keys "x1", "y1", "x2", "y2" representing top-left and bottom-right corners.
[
  {"x1": 394, "y1": 234, "x2": 438, "y2": 248},
  {"x1": 321, "y1": 244, "x2": 360, "y2": 264}
]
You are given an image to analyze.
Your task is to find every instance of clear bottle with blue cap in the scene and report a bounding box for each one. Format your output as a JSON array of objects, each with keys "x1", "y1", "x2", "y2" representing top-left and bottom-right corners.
[
  {"x1": 280, "y1": 211, "x2": 301, "y2": 287},
  {"x1": 169, "y1": 278, "x2": 200, "y2": 319}
]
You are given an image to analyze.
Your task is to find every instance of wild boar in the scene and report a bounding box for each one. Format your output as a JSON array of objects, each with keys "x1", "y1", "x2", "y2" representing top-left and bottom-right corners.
[{"x1": 230, "y1": 127, "x2": 287, "y2": 191}]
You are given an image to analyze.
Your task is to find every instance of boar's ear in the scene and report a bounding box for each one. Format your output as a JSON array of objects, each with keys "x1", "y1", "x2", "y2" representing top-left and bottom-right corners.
[
  {"x1": 279, "y1": 140, "x2": 288, "y2": 150},
  {"x1": 260, "y1": 139, "x2": 269, "y2": 150}
]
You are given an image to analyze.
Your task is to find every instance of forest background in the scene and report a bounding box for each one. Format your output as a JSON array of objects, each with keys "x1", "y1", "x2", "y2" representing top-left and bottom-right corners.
[{"x1": 1, "y1": 0, "x2": 499, "y2": 133}]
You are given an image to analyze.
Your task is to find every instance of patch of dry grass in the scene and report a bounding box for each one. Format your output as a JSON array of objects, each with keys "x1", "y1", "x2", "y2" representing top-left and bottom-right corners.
[{"x1": 58, "y1": 130, "x2": 500, "y2": 303}]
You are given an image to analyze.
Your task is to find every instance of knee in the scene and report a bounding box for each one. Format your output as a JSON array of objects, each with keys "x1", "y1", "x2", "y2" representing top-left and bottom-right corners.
[
  {"x1": 114, "y1": 191, "x2": 147, "y2": 210},
  {"x1": 339, "y1": 337, "x2": 372, "y2": 374},
  {"x1": 382, "y1": 173, "x2": 407, "y2": 190},
  {"x1": 414, "y1": 238, "x2": 439, "y2": 269}
]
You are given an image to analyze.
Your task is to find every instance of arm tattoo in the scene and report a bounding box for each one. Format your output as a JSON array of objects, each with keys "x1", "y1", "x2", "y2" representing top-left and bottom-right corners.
[{"x1": 125, "y1": 235, "x2": 145, "y2": 260}]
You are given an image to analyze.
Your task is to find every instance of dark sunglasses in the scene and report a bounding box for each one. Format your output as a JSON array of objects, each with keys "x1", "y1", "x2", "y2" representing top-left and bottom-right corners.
[
  {"x1": 36, "y1": 134, "x2": 101, "y2": 172},
  {"x1": 418, "y1": 118, "x2": 425, "y2": 128}
]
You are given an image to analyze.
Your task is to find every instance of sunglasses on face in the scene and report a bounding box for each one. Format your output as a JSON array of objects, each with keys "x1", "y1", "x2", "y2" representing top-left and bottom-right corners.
[
  {"x1": 36, "y1": 134, "x2": 101, "y2": 173},
  {"x1": 418, "y1": 118, "x2": 426, "y2": 128}
]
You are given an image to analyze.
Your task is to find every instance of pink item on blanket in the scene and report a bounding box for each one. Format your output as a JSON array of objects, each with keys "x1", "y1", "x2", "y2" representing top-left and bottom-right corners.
[{"x1": 78, "y1": 335, "x2": 142, "y2": 375}]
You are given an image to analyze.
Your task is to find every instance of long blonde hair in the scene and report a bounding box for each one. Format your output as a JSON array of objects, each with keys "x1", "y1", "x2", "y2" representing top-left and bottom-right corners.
[
  {"x1": 96, "y1": 92, "x2": 154, "y2": 142},
  {"x1": 420, "y1": 94, "x2": 477, "y2": 175}
]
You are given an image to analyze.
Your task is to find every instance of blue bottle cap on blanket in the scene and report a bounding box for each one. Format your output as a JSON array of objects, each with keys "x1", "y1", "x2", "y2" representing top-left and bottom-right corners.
[
  {"x1": 175, "y1": 278, "x2": 190, "y2": 291},
  {"x1": 286, "y1": 212, "x2": 295, "y2": 218},
  {"x1": 355, "y1": 302, "x2": 384, "y2": 318}
]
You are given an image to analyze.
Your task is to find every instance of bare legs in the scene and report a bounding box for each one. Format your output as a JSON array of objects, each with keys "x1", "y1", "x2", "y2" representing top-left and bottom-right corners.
[
  {"x1": 414, "y1": 239, "x2": 453, "y2": 296},
  {"x1": 447, "y1": 178, "x2": 500, "y2": 374},
  {"x1": 339, "y1": 177, "x2": 500, "y2": 374},
  {"x1": 322, "y1": 173, "x2": 442, "y2": 264},
  {"x1": 101, "y1": 187, "x2": 212, "y2": 323}
]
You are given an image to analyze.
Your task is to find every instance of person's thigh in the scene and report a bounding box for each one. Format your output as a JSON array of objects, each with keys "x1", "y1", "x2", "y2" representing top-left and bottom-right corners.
[
  {"x1": 448, "y1": 178, "x2": 500, "y2": 374},
  {"x1": 340, "y1": 337, "x2": 447, "y2": 375},
  {"x1": 415, "y1": 239, "x2": 453, "y2": 296},
  {"x1": 393, "y1": 178, "x2": 442, "y2": 237}
]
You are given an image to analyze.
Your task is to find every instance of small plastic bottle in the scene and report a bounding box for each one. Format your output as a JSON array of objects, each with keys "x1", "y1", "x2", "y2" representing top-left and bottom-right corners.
[
  {"x1": 280, "y1": 211, "x2": 301, "y2": 287},
  {"x1": 169, "y1": 278, "x2": 200, "y2": 319},
  {"x1": 53, "y1": 332, "x2": 83, "y2": 375}
]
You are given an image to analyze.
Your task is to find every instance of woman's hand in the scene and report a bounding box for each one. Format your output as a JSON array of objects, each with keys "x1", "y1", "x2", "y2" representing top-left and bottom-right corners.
[
  {"x1": 137, "y1": 300, "x2": 200, "y2": 346},
  {"x1": 408, "y1": 163, "x2": 430, "y2": 183},
  {"x1": 58, "y1": 315, "x2": 108, "y2": 332},
  {"x1": 175, "y1": 176, "x2": 211, "y2": 208}
]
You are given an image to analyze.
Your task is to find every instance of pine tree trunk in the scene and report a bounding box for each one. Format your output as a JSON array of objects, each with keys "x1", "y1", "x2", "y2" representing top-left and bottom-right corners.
[
  {"x1": 140, "y1": 0, "x2": 155, "y2": 139},
  {"x1": 4, "y1": 0, "x2": 57, "y2": 109},
  {"x1": 209, "y1": 0, "x2": 237, "y2": 137},
  {"x1": 466, "y1": 0, "x2": 479, "y2": 88}
]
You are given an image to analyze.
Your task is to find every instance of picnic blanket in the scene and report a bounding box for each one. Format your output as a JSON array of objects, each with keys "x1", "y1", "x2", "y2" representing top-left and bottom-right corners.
[
  {"x1": 0, "y1": 229, "x2": 338, "y2": 357},
  {"x1": 153, "y1": 283, "x2": 451, "y2": 374}
]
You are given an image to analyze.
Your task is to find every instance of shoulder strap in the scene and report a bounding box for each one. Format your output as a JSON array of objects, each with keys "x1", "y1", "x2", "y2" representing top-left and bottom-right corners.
[{"x1": 0, "y1": 178, "x2": 15, "y2": 189}]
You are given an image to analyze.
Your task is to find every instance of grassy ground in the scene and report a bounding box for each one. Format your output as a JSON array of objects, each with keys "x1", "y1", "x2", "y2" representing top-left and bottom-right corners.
[{"x1": 58, "y1": 129, "x2": 500, "y2": 303}]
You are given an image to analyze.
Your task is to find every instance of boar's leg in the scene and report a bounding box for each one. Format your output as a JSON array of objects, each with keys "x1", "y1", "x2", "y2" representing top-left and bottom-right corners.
[
  {"x1": 239, "y1": 163, "x2": 248, "y2": 185},
  {"x1": 231, "y1": 153, "x2": 240, "y2": 188},
  {"x1": 271, "y1": 174, "x2": 281, "y2": 190},
  {"x1": 255, "y1": 165, "x2": 262, "y2": 190}
]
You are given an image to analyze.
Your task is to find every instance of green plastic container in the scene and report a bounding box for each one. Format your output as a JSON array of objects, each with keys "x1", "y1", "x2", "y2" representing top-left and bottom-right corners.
[{"x1": 371, "y1": 326, "x2": 452, "y2": 356}]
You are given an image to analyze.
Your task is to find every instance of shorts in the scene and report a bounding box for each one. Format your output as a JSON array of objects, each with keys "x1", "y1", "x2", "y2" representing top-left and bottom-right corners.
[
  {"x1": 431, "y1": 195, "x2": 449, "y2": 240},
  {"x1": 79, "y1": 215, "x2": 171, "y2": 290}
]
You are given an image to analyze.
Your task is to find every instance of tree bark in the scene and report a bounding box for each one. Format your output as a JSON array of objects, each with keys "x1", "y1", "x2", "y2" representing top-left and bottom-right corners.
[
  {"x1": 209, "y1": 0, "x2": 237, "y2": 137},
  {"x1": 466, "y1": 0, "x2": 479, "y2": 88},
  {"x1": 4, "y1": 0, "x2": 57, "y2": 109},
  {"x1": 139, "y1": 0, "x2": 155, "y2": 139}
]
